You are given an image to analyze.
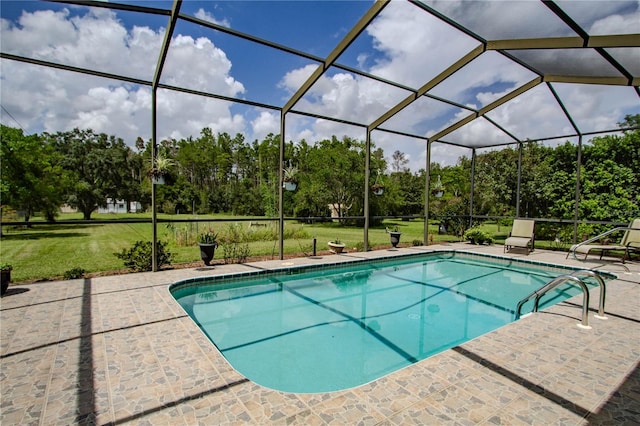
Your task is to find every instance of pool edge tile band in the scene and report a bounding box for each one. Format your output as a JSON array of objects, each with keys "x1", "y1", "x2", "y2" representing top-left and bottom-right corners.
[{"x1": 169, "y1": 250, "x2": 615, "y2": 293}]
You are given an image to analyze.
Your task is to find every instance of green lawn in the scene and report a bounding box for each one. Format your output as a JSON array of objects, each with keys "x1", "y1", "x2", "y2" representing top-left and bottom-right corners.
[
  {"x1": 1, "y1": 213, "x2": 457, "y2": 282},
  {"x1": 1, "y1": 213, "x2": 574, "y2": 283}
]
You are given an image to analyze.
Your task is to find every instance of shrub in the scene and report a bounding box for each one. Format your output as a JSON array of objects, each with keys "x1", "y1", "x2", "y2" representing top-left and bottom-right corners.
[
  {"x1": 437, "y1": 198, "x2": 470, "y2": 238},
  {"x1": 285, "y1": 225, "x2": 311, "y2": 240},
  {"x1": 63, "y1": 267, "x2": 86, "y2": 280},
  {"x1": 536, "y1": 223, "x2": 565, "y2": 241},
  {"x1": 166, "y1": 222, "x2": 200, "y2": 247},
  {"x1": 464, "y1": 228, "x2": 493, "y2": 245},
  {"x1": 220, "y1": 224, "x2": 251, "y2": 264},
  {"x1": 161, "y1": 200, "x2": 176, "y2": 214},
  {"x1": 549, "y1": 237, "x2": 567, "y2": 251},
  {"x1": 412, "y1": 239, "x2": 423, "y2": 246},
  {"x1": 297, "y1": 240, "x2": 314, "y2": 256},
  {"x1": 114, "y1": 240, "x2": 173, "y2": 272},
  {"x1": 244, "y1": 223, "x2": 311, "y2": 242},
  {"x1": 577, "y1": 222, "x2": 595, "y2": 240}
]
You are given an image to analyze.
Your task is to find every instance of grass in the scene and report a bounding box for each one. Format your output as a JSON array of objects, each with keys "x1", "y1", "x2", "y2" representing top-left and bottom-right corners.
[
  {"x1": 1, "y1": 213, "x2": 575, "y2": 283},
  {"x1": 0, "y1": 213, "x2": 461, "y2": 282}
]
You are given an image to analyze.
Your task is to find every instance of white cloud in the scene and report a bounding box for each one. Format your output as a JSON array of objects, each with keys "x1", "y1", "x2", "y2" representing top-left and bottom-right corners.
[
  {"x1": 556, "y1": 0, "x2": 640, "y2": 35},
  {"x1": 430, "y1": 52, "x2": 536, "y2": 108},
  {"x1": 590, "y1": 10, "x2": 640, "y2": 34},
  {"x1": 156, "y1": 89, "x2": 246, "y2": 140},
  {"x1": 1, "y1": 1, "x2": 637, "y2": 172},
  {"x1": 551, "y1": 83, "x2": 640, "y2": 133},
  {"x1": 277, "y1": 1, "x2": 536, "y2": 167},
  {"x1": 279, "y1": 64, "x2": 318, "y2": 93},
  {"x1": 428, "y1": 0, "x2": 574, "y2": 39},
  {"x1": 162, "y1": 34, "x2": 245, "y2": 96},
  {"x1": 431, "y1": 143, "x2": 470, "y2": 168},
  {"x1": 194, "y1": 8, "x2": 230, "y2": 27},
  {"x1": 0, "y1": 7, "x2": 245, "y2": 145},
  {"x1": 446, "y1": 116, "x2": 509, "y2": 147},
  {"x1": 365, "y1": 1, "x2": 479, "y2": 88},
  {"x1": 251, "y1": 111, "x2": 280, "y2": 141},
  {"x1": 480, "y1": 85, "x2": 570, "y2": 140}
]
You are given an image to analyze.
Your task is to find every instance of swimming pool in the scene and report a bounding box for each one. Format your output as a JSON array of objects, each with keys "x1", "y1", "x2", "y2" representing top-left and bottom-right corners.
[{"x1": 170, "y1": 252, "x2": 596, "y2": 393}]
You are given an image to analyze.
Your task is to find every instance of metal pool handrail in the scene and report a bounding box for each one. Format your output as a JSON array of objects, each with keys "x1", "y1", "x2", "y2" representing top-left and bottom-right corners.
[
  {"x1": 570, "y1": 270, "x2": 606, "y2": 319},
  {"x1": 567, "y1": 226, "x2": 634, "y2": 261},
  {"x1": 515, "y1": 270, "x2": 606, "y2": 329}
]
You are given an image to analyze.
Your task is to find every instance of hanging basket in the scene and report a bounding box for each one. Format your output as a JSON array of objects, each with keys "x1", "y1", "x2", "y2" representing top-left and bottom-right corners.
[
  {"x1": 431, "y1": 175, "x2": 444, "y2": 197},
  {"x1": 371, "y1": 185, "x2": 384, "y2": 196},
  {"x1": 283, "y1": 180, "x2": 298, "y2": 191}
]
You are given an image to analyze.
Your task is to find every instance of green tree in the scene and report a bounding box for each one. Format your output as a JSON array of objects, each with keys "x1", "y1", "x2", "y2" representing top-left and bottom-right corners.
[
  {"x1": 46, "y1": 128, "x2": 136, "y2": 220},
  {"x1": 293, "y1": 136, "x2": 363, "y2": 220},
  {"x1": 386, "y1": 169, "x2": 423, "y2": 216},
  {"x1": 255, "y1": 133, "x2": 281, "y2": 215},
  {"x1": 390, "y1": 150, "x2": 409, "y2": 173},
  {"x1": 579, "y1": 115, "x2": 639, "y2": 223},
  {"x1": 1, "y1": 125, "x2": 69, "y2": 221},
  {"x1": 473, "y1": 147, "x2": 517, "y2": 215},
  {"x1": 546, "y1": 142, "x2": 578, "y2": 219}
]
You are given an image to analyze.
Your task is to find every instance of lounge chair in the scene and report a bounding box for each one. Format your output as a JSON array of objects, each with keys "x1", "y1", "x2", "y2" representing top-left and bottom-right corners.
[
  {"x1": 568, "y1": 219, "x2": 640, "y2": 263},
  {"x1": 504, "y1": 219, "x2": 535, "y2": 254}
]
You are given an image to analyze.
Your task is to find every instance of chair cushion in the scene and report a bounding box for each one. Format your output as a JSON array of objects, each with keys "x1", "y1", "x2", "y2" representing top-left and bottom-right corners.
[
  {"x1": 505, "y1": 236, "x2": 532, "y2": 248},
  {"x1": 574, "y1": 244, "x2": 625, "y2": 254}
]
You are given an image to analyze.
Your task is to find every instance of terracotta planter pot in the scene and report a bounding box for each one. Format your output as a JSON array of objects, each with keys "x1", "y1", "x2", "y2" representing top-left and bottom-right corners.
[{"x1": 328, "y1": 242, "x2": 345, "y2": 254}]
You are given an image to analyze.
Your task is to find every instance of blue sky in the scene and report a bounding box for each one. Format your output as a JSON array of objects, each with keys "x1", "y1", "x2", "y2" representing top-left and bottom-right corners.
[{"x1": 1, "y1": 1, "x2": 638, "y2": 169}]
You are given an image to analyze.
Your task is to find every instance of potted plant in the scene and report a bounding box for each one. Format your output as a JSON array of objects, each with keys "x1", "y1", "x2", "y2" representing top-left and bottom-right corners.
[
  {"x1": 1, "y1": 263, "x2": 12, "y2": 295},
  {"x1": 386, "y1": 226, "x2": 402, "y2": 248},
  {"x1": 431, "y1": 175, "x2": 444, "y2": 198},
  {"x1": 198, "y1": 229, "x2": 218, "y2": 266},
  {"x1": 328, "y1": 238, "x2": 345, "y2": 254},
  {"x1": 371, "y1": 183, "x2": 385, "y2": 196},
  {"x1": 371, "y1": 169, "x2": 384, "y2": 196},
  {"x1": 283, "y1": 164, "x2": 298, "y2": 191},
  {"x1": 149, "y1": 154, "x2": 173, "y2": 185}
]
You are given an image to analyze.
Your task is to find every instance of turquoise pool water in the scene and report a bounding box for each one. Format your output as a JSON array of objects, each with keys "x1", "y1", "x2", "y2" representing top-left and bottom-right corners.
[{"x1": 171, "y1": 252, "x2": 588, "y2": 393}]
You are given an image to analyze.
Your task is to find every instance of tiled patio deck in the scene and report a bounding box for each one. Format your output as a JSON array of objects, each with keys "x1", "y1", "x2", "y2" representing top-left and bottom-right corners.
[{"x1": 1, "y1": 244, "x2": 639, "y2": 425}]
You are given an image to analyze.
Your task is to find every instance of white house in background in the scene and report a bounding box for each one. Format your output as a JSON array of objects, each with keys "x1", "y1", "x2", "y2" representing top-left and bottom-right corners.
[{"x1": 98, "y1": 199, "x2": 142, "y2": 214}]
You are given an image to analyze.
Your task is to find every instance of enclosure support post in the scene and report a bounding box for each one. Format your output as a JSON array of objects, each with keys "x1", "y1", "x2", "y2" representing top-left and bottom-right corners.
[
  {"x1": 424, "y1": 141, "x2": 432, "y2": 245},
  {"x1": 469, "y1": 148, "x2": 476, "y2": 228},
  {"x1": 364, "y1": 129, "x2": 371, "y2": 252},
  {"x1": 151, "y1": 89, "x2": 158, "y2": 272},
  {"x1": 573, "y1": 135, "x2": 583, "y2": 244},
  {"x1": 150, "y1": 0, "x2": 181, "y2": 272},
  {"x1": 516, "y1": 142, "x2": 523, "y2": 217},
  {"x1": 278, "y1": 111, "x2": 285, "y2": 260}
]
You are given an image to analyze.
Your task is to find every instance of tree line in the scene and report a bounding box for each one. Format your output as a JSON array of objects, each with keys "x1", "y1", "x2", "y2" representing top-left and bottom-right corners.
[{"x1": 1, "y1": 115, "x2": 638, "y2": 231}]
